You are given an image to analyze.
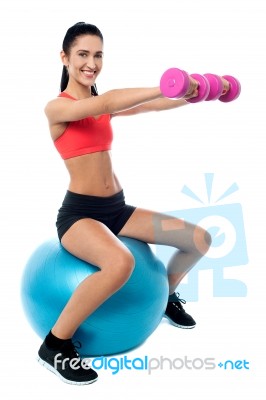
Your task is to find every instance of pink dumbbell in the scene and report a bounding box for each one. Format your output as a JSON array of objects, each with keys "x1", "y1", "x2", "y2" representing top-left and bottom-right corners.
[
  {"x1": 160, "y1": 68, "x2": 210, "y2": 103},
  {"x1": 204, "y1": 73, "x2": 241, "y2": 102}
]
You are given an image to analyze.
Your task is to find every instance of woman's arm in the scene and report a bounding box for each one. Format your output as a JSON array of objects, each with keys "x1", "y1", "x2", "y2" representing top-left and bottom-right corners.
[
  {"x1": 111, "y1": 97, "x2": 189, "y2": 117},
  {"x1": 45, "y1": 87, "x2": 162, "y2": 124},
  {"x1": 111, "y1": 78, "x2": 199, "y2": 117}
]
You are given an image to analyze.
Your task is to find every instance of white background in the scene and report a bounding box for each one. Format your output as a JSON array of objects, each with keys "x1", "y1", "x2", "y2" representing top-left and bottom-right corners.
[{"x1": 0, "y1": 0, "x2": 265, "y2": 398}]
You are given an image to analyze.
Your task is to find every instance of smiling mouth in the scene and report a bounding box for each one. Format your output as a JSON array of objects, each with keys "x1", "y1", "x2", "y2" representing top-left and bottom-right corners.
[{"x1": 81, "y1": 70, "x2": 95, "y2": 78}]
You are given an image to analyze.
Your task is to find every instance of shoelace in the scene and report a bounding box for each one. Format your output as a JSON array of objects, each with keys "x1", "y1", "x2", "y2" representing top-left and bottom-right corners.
[
  {"x1": 68, "y1": 340, "x2": 91, "y2": 369},
  {"x1": 63, "y1": 340, "x2": 82, "y2": 360},
  {"x1": 172, "y1": 292, "x2": 186, "y2": 310}
]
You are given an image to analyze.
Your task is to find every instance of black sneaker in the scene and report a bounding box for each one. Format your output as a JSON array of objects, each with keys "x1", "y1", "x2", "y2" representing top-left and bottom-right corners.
[
  {"x1": 164, "y1": 292, "x2": 196, "y2": 329},
  {"x1": 37, "y1": 339, "x2": 98, "y2": 385}
]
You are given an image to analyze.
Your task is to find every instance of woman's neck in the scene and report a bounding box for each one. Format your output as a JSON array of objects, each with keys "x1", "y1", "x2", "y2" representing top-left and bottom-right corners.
[{"x1": 64, "y1": 83, "x2": 92, "y2": 100}]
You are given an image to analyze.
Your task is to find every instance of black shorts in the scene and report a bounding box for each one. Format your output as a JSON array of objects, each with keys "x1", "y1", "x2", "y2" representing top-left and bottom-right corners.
[{"x1": 56, "y1": 189, "x2": 136, "y2": 241}]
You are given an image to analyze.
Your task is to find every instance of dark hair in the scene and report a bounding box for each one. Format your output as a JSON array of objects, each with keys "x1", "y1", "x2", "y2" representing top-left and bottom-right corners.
[{"x1": 60, "y1": 22, "x2": 104, "y2": 95}]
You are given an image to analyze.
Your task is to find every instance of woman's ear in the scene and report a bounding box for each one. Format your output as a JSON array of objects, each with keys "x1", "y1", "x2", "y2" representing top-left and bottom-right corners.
[{"x1": 60, "y1": 50, "x2": 69, "y2": 67}]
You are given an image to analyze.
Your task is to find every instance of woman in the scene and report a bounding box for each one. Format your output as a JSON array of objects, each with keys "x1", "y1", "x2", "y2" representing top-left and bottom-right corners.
[{"x1": 37, "y1": 22, "x2": 212, "y2": 385}]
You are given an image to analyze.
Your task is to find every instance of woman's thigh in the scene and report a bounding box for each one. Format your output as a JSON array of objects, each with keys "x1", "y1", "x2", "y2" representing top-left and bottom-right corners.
[
  {"x1": 61, "y1": 217, "x2": 134, "y2": 269},
  {"x1": 118, "y1": 208, "x2": 211, "y2": 255}
]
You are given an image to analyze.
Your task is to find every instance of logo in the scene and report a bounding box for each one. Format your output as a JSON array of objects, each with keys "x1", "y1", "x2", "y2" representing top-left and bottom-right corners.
[
  {"x1": 53, "y1": 353, "x2": 250, "y2": 375},
  {"x1": 155, "y1": 173, "x2": 249, "y2": 300}
]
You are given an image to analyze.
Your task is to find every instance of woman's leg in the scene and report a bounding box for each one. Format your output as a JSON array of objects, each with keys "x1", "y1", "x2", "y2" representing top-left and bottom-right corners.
[
  {"x1": 38, "y1": 218, "x2": 135, "y2": 384},
  {"x1": 118, "y1": 208, "x2": 212, "y2": 328},
  {"x1": 119, "y1": 208, "x2": 212, "y2": 292},
  {"x1": 52, "y1": 218, "x2": 135, "y2": 339}
]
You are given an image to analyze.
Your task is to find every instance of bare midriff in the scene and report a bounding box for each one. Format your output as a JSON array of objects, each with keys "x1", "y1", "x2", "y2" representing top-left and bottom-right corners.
[{"x1": 64, "y1": 150, "x2": 122, "y2": 197}]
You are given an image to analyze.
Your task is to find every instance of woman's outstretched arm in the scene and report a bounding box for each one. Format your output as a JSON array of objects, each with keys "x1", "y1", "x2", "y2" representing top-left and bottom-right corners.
[
  {"x1": 111, "y1": 97, "x2": 190, "y2": 117},
  {"x1": 45, "y1": 87, "x2": 163, "y2": 124}
]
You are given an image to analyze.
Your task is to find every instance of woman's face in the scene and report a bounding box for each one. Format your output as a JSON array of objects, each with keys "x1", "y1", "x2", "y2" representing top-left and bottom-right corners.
[{"x1": 61, "y1": 34, "x2": 103, "y2": 89}]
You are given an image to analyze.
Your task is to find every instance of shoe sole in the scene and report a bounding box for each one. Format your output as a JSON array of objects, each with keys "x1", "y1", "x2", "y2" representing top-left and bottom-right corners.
[
  {"x1": 37, "y1": 356, "x2": 98, "y2": 385},
  {"x1": 163, "y1": 315, "x2": 196, "y2": 329}
]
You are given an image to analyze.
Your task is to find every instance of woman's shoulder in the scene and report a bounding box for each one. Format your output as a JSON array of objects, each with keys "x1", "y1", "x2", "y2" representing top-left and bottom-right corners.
[{"x1": 44, "y1": 93, "x2": 74, "y2": 117}]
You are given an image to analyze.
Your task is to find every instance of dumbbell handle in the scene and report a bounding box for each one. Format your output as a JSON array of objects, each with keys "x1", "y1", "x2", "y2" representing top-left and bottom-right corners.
[{"x1": 220, "y1": 77, "x2": 230, "y2": 95}]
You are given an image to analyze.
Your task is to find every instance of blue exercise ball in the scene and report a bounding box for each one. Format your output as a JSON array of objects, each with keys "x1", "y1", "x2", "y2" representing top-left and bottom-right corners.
[{"x1": 21, "y1": 237, "x2": 168, "y2": 356}]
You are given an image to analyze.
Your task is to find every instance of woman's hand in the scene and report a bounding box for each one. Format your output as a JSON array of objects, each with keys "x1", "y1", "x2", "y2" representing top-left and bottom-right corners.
[{"x1": 183, "y1": 76, "x2": 199, "y2": 99}]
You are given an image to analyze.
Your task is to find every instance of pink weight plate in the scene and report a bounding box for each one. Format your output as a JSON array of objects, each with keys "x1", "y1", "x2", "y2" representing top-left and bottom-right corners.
[
  {"x1": 160, "y1": 68, "x2": 190, "y2": 98},
  {"x1": 204, "y1": 73, "x2": 224, "y2": 101},
  {"x1": 219, "y1": 75, "x2": 241, "y2": 102}
]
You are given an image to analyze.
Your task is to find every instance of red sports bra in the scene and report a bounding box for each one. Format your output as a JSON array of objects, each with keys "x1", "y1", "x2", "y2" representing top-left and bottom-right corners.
[{"x1": 54, "y1": 92, "x2": 113, "y2": 160}]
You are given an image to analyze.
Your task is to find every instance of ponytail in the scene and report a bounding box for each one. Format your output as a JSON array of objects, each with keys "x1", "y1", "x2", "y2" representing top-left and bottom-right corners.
[
  {"x1": 60, "y1": 66, "x2": 69, "y2": 92},
  {"x1": 91, "y1": 84, "x2": 98, "y2": 96}
]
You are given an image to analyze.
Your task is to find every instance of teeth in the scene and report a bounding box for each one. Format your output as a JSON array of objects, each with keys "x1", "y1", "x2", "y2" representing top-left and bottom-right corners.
[{"x1": 82, "y1": 70, "x2": 94, "y2": 76}]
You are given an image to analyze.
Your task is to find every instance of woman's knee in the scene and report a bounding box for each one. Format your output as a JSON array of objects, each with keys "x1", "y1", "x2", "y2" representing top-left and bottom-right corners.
[
  {"x1": 193, "y1": 226, "x2": 212, "y2": 255},
  {"x1": 102, "y1": 249, "x2": 135, "y2": 284},
  {"x1": 116, "y1": 250, "x2": 135, "y2": 279}
]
